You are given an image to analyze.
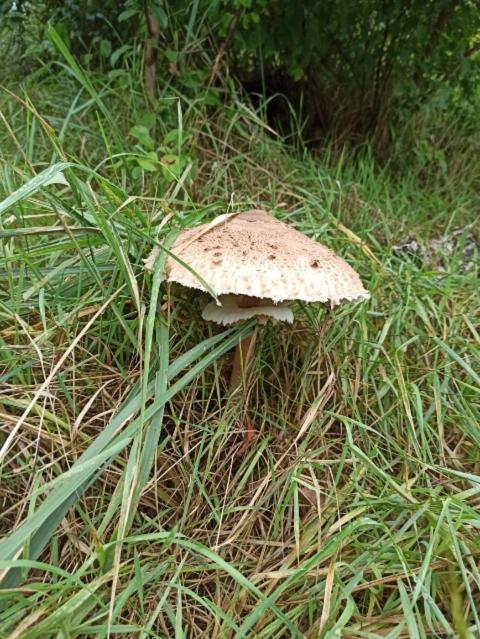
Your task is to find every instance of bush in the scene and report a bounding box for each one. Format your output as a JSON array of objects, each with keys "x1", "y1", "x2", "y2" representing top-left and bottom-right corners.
[
  {"x1": 209, "y1": 0, "x2": 480, "y2": 144},
  {"x1": 2, "y1": 0, "x2": 480, "y2": 146}
]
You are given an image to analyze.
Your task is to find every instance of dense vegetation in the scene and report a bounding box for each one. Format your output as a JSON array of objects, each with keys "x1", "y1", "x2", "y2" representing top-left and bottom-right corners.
[
  {"x1": 3, "y1": 0, "x2": 480, "y2": 143},
  {"x1": 0, "y1": 2, "x2": 479, "y2": 637}
]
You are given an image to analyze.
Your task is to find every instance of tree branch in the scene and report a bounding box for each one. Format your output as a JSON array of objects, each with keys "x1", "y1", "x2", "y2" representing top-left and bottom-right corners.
[
  {"x1": 143, "y1": 0, "x2": 160, "y2": 108},
  {"x1": 207, "y1": 8, "x2": 244, "y2": 87}
]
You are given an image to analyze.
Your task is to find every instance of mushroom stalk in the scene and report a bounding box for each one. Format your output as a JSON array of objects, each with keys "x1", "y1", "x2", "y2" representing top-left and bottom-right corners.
[
  {"x1": 230, "y1": 332, "x2": 256, "y2": 387},
  {"x1": 229, "y1": 296, "x2": 261, "y2": 387}
]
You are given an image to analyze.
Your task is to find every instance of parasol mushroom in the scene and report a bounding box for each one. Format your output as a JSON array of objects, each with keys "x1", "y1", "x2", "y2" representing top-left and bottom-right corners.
[{"x1": 165, "y1": 209, "x2": 369, "y2": 389}]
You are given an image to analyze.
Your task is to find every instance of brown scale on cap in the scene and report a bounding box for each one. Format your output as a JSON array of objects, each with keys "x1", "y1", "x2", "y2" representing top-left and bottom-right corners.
[{"x1": 165, "y1": 210, "x2": 369, "y2": 305}]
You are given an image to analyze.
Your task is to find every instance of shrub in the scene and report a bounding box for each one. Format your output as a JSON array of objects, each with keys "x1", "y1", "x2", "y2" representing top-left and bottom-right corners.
[
  {"x1": 207, "y1": 0, "x2": 480, "y2": 144},
  {"x1": 2, "y1": 0, "x2": 479, "y2": 145}
]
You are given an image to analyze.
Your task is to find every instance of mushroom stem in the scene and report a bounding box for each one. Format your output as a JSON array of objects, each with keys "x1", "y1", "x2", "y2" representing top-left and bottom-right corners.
[
  {"x1": 230, "y1": 296, "x2": 262, "y2": 387},
  {"x1": 230, "y1": 332, "x2": 256, "y2": 387},
  {"x1": 230, "y1": 330, "x2": 257, "y2": 456}
]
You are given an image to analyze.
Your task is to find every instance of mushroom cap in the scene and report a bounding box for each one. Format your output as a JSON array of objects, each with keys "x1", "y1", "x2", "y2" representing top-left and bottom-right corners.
[{"x1": 166, "y1": 210, "x2": 369, "y2": 305}]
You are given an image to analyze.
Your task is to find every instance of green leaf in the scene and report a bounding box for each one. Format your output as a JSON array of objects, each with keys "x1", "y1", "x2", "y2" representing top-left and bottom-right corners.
[
  {"x1": 129, "y1": 125, "x2": 155, "y2": 151},
  {"x1": 118, "y1": 8, "x2": 139, "y2": 22},
  {"x1": 0, "y1": 163, "x2": 73, "y2": 218},
  {"x1": 137, "y1": 156, "x2": 159, "y2": 172}
]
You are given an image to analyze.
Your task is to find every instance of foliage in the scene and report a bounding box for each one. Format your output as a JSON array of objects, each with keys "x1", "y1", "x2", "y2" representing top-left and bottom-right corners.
[
  {"x1": 2, "y1": 0, "x2": 480, "y2": 144},
  {"x1": 1, "y1": 0, "x2": 121, "y2": 49},
  {"x1": 0, "y1": 36, "x2": 480, "y2": 632},
  {"x1": 0, "y1": 7, "x2": 480, "y2": 635},
  {"x1": 214, "y1": 0, "x2": 480, "y2": 141}
]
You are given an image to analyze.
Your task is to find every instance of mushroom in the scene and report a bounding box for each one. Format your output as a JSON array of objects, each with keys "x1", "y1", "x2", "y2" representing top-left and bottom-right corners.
[{"x1": 165, "y1": 209, "x2": 369, "y2": 392}]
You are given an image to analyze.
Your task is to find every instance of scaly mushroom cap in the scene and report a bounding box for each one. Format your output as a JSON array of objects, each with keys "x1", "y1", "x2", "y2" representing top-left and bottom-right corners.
[{"x1": 165, "y1": 210, "x2": 369, "y2": 305}]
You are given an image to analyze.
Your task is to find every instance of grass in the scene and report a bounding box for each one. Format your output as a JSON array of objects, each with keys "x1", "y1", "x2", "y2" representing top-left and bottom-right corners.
[{"x1": 0, "y1": 35, "x2": 480, "y2": 638}]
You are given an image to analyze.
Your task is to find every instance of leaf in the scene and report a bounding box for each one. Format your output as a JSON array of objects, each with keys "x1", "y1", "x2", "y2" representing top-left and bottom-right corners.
[
  {"x1": 118, "y1": 8, "x2": 139, "y2": 22},
  {"x1": 0, "y1": 163, "x2": 73, "y2": 217},
  {"x1": 110, "y1": 44, "x2": 131, "y2": 66},
  {"x1": 323, "y1": 597, "x2": 355, "y2": 639},
  {"x1": 130, "y1": 124, "x2": 155, "y2": 151},
  {"x1": 434, "y1": 338, "x2": 480, "y2": 387},
  {"x1": 150, "y1": 3, "x2": 169, "y2": 29},
  {"x1": 135, "y1": 234, "x2": 176, "y2": 494},
  {"x1": 44, "y1": 171, "x2": 69, "y2": 186},
  {"x1": 137, "y1": 156, "x2": 159, "y2": 172}
]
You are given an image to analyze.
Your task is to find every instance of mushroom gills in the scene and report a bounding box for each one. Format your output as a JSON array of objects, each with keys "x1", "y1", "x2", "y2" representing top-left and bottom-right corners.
[{"x1": 202, "y1": 294, "x2": 294, "y2": 326}]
